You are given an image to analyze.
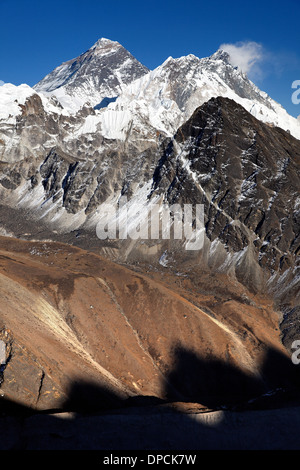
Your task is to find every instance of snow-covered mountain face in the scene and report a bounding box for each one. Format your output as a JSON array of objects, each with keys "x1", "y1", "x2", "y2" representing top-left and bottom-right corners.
[
  {"x1": 0, "y1": 83, "x2": 70, "y2": 163},
  {"x1": 2, "y1": 40, "x2": 300, "y2": 162},
  {"x1": 33, "y1": 38, "x2": 150, "y2": 112},
  {"x1": 102, "y1": 49, "x2": 300, "y2": 141},
  {"x1": 33, "y1": 42, "x2": 300, "y2": 141},
  {"x1": 0, "y1": 39, "x2": 299, "y2": 327}
]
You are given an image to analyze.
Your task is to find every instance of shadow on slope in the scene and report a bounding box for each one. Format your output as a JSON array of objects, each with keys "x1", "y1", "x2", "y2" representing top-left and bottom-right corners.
[
  {"x1": 165, "y1": 344, "x2": 300, "y2": 410},
  {"x1": 0, "y1": 344, "x2": 300, "y2": 450}
]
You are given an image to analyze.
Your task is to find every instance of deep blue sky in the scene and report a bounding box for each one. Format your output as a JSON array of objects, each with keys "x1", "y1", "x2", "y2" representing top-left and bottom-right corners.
[{"x1": 1, "y1": 0, "x2": 300, "y2": 116}]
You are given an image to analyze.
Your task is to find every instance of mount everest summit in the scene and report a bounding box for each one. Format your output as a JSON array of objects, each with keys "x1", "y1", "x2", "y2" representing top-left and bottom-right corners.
[{"x1": 33, "y1": 38, "x2": 150, "y2": 112}]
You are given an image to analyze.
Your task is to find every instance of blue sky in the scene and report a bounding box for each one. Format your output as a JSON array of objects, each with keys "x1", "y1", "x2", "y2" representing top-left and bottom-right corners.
[{"x1": 1, "y1": 0, "x2": 300, "y2": 116}]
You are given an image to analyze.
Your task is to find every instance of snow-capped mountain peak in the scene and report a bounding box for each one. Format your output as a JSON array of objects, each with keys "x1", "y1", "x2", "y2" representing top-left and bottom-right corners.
[
  {"x1": 209, "y1": 49, "x2": 231, "y2": 63},
  {"x1": 91, "y1": 37, "x2": 121, "y2": 50},
  {"x1": 99, "y1": 46, "x2": 300, "y2": 141},
  {"x1": 34, "y1": 38, "x2": 149, "y2": 112}
]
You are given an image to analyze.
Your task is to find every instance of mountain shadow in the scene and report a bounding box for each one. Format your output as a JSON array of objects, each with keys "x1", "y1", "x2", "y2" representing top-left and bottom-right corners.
[
  {"x1": 0, "y1": 344, "x2": 300, "y2": 450},
  {"x1": 164, "y1": 344, "x2": 300, "y2": 410}
]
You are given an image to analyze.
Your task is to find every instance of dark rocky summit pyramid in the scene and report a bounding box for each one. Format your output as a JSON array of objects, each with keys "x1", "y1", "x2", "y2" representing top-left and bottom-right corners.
[{"x1": 34, "y1": 37, "x2": 150, "y2": 111}]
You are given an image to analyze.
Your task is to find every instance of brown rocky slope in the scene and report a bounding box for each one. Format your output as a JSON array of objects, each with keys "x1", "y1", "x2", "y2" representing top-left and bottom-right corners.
[{"x1": 0, "y1": 235, "x2": 298, "y2": 413}]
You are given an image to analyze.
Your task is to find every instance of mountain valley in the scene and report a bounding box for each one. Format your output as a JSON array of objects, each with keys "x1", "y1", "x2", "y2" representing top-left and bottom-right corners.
[{"x1": 0, "y1": 38, "x2": 299, "y2": 449}]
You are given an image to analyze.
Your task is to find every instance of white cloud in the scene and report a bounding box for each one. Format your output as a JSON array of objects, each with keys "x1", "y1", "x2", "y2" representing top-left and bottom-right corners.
[
  {"x1": 0, "y1": 80, "x2": 5, "y2": 86},
  {"x1": 219, "y1": 41, "x2": 264, "y2": 78}
]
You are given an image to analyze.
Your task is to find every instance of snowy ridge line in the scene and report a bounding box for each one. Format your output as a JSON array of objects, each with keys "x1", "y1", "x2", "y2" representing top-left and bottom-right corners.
[{"x1": 1, "y1": 41, "x2": 300, "y2": 145}]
